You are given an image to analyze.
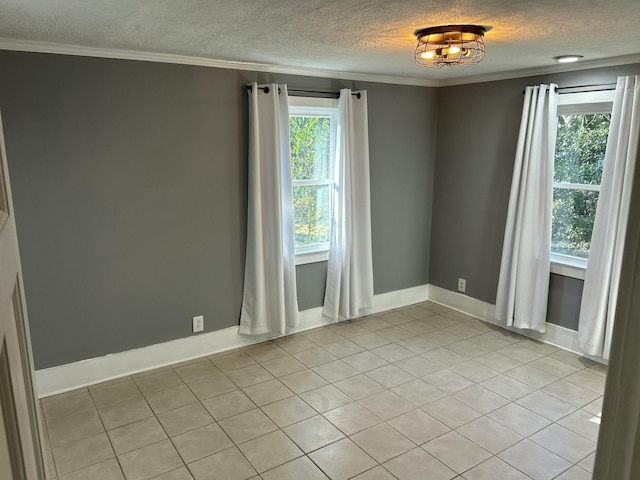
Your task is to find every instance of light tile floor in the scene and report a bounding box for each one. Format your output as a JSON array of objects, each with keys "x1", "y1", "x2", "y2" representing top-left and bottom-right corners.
[{"x1": 40, "y1": 301, "x2": 606, "y2": 480}]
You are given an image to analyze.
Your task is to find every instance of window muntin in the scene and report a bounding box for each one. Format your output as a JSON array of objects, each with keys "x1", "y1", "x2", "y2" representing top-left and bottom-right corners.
[
  {"x1": 289, "y1": 98, "x2": 338, "y2": 258},
  {"x1": 551, "y1": 93, "x2": 612, "y2": 264}
]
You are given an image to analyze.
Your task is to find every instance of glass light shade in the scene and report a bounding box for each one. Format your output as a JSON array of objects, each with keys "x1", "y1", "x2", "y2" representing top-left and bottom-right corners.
[{"x1": 414, "y1": 25, "x2": 487, "y2": 68}]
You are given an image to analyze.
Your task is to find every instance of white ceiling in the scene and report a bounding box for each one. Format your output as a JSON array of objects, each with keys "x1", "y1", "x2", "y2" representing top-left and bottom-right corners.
[{"x1": 1, "y1": 0, "x2": 640, "y2": 85}]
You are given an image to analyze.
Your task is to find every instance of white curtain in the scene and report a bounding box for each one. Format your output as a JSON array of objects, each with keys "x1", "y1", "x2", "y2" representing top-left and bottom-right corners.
[
  {"x1": 579, "y1": 75, "x2": 640, "y2": 359},
  {"x1": 496, "y1": 84, "x2": 558, "y2": 332},
  {"x1": 323, "y1": 89, "x2": 374, "y2": 320},
  {"x1": 239, "y1": 83, "x2": 298, "y2": 335}
]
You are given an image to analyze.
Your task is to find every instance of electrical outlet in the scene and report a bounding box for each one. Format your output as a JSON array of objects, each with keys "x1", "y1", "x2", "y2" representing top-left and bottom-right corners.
[
  {"x1": 457, "y1": 278, "x2": 466, "y2": 293},
  {"x1": 192, "y1": 315, "x2": 204, "y2": 333}
]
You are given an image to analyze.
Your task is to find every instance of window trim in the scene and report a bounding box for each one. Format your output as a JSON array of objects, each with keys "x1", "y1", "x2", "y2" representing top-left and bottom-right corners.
[
  {"x1": 551, "y1": 90, "x2": 614, "y2": 279},
  {"x1": 289, "y1": 96, "x2": 338, "y2": 264}
]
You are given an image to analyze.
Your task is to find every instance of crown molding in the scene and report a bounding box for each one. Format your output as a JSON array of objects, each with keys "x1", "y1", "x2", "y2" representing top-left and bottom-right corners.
[
  {"x1": 0, "y1": 38, "x2": 439, "y2": 88},
  {"x1": 437, "y1": 54, "x2": 640, "y2": 87}
]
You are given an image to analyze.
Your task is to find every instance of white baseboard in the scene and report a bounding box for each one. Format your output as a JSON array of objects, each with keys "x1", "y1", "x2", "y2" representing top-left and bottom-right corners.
[
  {"x1": 428, "y1": 284, "x2": 606, "y2": 364},
  {"x1": 35, "y1": 284, "x2": 430, "y2": 398}
]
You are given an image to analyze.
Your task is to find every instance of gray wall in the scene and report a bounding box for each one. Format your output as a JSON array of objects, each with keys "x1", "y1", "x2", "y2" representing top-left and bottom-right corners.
[
  {"x1": 430, "y1": 63, "x2": 640, "y2": 328},
  {"x1": 0, "y1": 51, "x2": 437, "y2": 369}
]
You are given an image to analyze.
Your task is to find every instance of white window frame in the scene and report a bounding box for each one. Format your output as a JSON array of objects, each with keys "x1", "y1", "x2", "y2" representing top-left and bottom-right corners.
[
  {"x1": 551, "y1": 90, "x2": 614, "y2": 279},
  {"x1": 289, "y1": 96, "x2": 339, "y2": 265}
]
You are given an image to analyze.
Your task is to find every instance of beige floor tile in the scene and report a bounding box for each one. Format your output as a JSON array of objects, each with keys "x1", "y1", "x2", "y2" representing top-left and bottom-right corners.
[
  {"x1": 188, "y1": 446, "x2": 256, "y2": 480},
  {"x1": 172, "y1": 424, "x2": 233, "y2": 463},
  {"x1": 583, "y1": 396, "x2": 603, "y2": 415},
  {"x1": 323, "y1": 339, "x2": 365, "y2": 358},
  {"x1": 450, "y1": 361, "x2": 499, "y2": 383},
  {"x1": 456, "y1": 416, "x2": 523, "y2": 454},
  {"x1": 152, "y1": 467, "x2": 194, "y2": 479},
  {"x1": 423, "y1": 369, "x2": 474, "y2": 395},
  {"x1": 309, "y1": 438, "x2": 376, "y2": 480},
  {"x1": 423, "y1": 431, "x2": 491, "y2": 474},
  {"x1": 238, "y1": 430, "x2": 303, "y2": 473},
  {"x1": 90, "y1": 380, "x2": 142, "y2": 409},
  {"x1": 516, "y1": 390, "x2": 577, "y2": 421},
  {"x1": 371, "y1": 344, "x2": 414, "y2": 362},
  {"x1": 131, "y1": 366, "x2": 173, "y2": 379},
  {"x1": 88, "y1": 376, "x2": 132, "y2": 392},
  {"x1": 119, "y1": 439, "x2": 183, "y2": 480},
  {"x1": 396, "y1": 336, "x2": 439, "y2": 354},
  {"x1": 283, "y1": 414, "x2": 344, "y2": 453},
  {"x1": 442, "y1": 324, "x2": 485, "y2": 340},
  {"x1": 187, "y1": 374, "x2": 237, "y2": 400},
  {"x1": 488, "y1": 403, "x2": 550, "y2": 437},
  {"x1": 453, "y1": 385, "x2": 510, "y2": 414},
  {"x1": 341, "y1": 351, "x2": 389, "y2": 372},
  {"x1": 334, "y1": 374, "x2": 385, "y2": 400},
  {"x1": 578, "y1": 451, "x2": 595, "y2": 472},
  {"x1": 586, "y1": 362, "x2": 608, "y2": 378},
  {"x1": 376, "y1": 326, "x2": 415, "y2": 342},
  {"x1": 398, "y1": 319, "x2": 437, "y2": 335},
  {"x1": 107, "y1": 417, "x2": 167, "y2": 455},
  {"x1": 261, "y1": 395, "x2": 316, "y2": 427},
  {"x1": 157, "y1": 403, "x2": 214, "y2": 437},
  {"x1": 520, "y1": 340, "x2": 559, "y2": 355},
  {"x1": 497, "y1": 344, "x2": 546, "y2": 363},
  {"x1": 505, "y1": 365, "x2": 559, "y2": 389},
  {"x1": 461, "y1": 456, "x2": 531, "y2": 480},
  {"x1": 350, "y1": 332, "x2": 391, "y2": 349},
  {"x1": 58, "y1": 458, "x2": 123, "y2": 480},
  {"x1": 480, "y1": 374, "x2": 536, "y2": 401},
  {"x1": 549, "y1": 350, "x2": 595, "y2": 369},
  {"x1": 555, "y1": 465, "x2": 592, "y2": 480},
  {"x1": 299, "y1": 384, "x2": 352, "y2": 413},
  {"x1": 324, "y1": 402, "x2": 382, "y2": 435},
  {"x1": 422, "y1": 348, "x2": 468, "y2": 368},
  {"x1": 383, "y1": 447, "x2": 456, "y2": 480},
  {"x1": 280, "y1": 369, "x2": 328, "y2": 394},
  {"x1": 424, "y1": 316, "x2": 459, "y2": 330},
  {"x1": 377, "y1": 311, "x2": 413, "y2": 325},
  {"x1": 47, "y1": 409, "x2": 104, "y2": 447},
  {"x1": 98, "y1": 397, "x2": 153, "y2": 430},
  {"x1": 422, "y1": 397, "x2": 482, "y2": 429},
  {"x1": 261, "y1": 456, "x2": 329, "y2": 480},
  {"x1": 273, "y1": 335, "x2": 317, "y2": 354},
  {"x1": 474, "y1": 352, "x2": 523, "y2": 373},
  {"x1": 218, "y1": 408, "x2": 277, "y2": 444},
  {"x1": 146, "y1": 384, "x2": 198, "y2": 414},
  {"x1": 201, "y1": 390, "x2": 256, "y2": 420},
  {"x1": 499, "y1": 439, "x2": 571, "y2": 480},
  {"x1": 565, "y1": 369, "x2": 606, "y2": 394},
  {"x1": 261, "y1": 355, "x2": 307, "y2": 377},
  {"x1": 359, "y1": 390, "x2": 414, "y2": 420},
  {"x1": 174, "y1": 359, "x2": 222, "y2": 384},
  {"x1": 528, "y1": 356, "x2": 581, "y2": 378},
  {"x1": 365, "y1": 364, "x2": 414, "y2": 388},
  {"x1": 394, "y1": 356, "x2": 441, "y2": 377},
  {"x1": 243, "y1": 342, "x2": 288, "y2": 362},
  {"x1": 225, "y1": 364, "x2": 274, "y2": 388},
  {"x1": 43, "y1": 391, "x2": 95, "y2": 422},
  {"x1": 423, "y1": 330, "x2": 463, "y2": 346},
  {"x1": 388, "y1": 409, "x2": 450, "y2": 445},
  {"x1": 241, "y1": 378, "x2": 293, "y2": 406},
  {"x1": 467, "y1": 334, "x2": 512, "y2": 352},
  {"x1": 52, "y1": 432, "x2": 114, "y2": 475},
  {"x1": 542, "y1": 379, "x2": 600, "y2": 407},
  {"x1": 396, "y1": 306, "x2": 434, "y2": 320},
  {"x1": 530, "y1": 424, "x2": 596, "y2": 463},
  {"x1": 351, "y1": 423, "x2": 415, "y2": 462},
  {"x1": 209, "y1": 351, "x2": 256, "y2": 371},
  {"x1": 447, "y1": 340, "x2": 491, "y2": 359},
  {"x1": 312, "y1": 359, "x2": 359, "y2": 383},
  {"x1": 292, "y1": 347, "x2": 338, "y2": 367},
  {"x1": 134, "y1": 370, "x2": 184, "y2": 396},
  {"x1": 351, "y1": 465, "x2": 396, "y2": 479},
  {"x1": 303, "y1": 328, "x2": 344, "y2": 346},
  {"x1": 557, "y1": 408, "x2": 601, "y2": 441},
  {"x1": 354, "y1": 316, "x2": 393, "y2": 332}
]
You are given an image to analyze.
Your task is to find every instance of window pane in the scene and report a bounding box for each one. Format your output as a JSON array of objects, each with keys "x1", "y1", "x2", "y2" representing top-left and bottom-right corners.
[
  {"x1": 293, "y1": 184, "x2": 331, "y2": 248},
  {"x1": 290, "y1": 116, "x2": 332, "y2": 181},
  {"x1": 551, "y1": 188, "x2": 599, "y2": 258},
  {"x1": 554, "y1": 113, "x2": 610, "y2": 185}
]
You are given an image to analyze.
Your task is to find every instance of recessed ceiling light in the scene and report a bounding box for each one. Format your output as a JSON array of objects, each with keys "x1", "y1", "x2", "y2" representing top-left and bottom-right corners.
[{"x1": 554, "y1": 55, "x2": 584, "y2": 63}]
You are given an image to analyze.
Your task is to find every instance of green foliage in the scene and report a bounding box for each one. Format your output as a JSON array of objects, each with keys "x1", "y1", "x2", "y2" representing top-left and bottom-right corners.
[
  {"x1": 551, "y1": 113, "x2": 610, "y2": 257},
  {"x1": 290, "y1": 115, "x2": 332, "y2": 247}
]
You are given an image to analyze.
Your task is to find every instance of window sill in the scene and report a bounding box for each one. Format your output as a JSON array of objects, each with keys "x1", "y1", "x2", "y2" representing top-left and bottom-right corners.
[
  {"x1": 550, "y1": 253, "x2": 587, "y2": 280},
  {"x1": 295, "y1": 250, "x2": 329, "y2": 265}
]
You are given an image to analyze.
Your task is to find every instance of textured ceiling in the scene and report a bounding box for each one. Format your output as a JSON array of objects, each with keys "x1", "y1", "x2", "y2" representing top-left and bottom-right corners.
[{"x1": 1, "y1": 0, "x2": 640, "y2": 83}]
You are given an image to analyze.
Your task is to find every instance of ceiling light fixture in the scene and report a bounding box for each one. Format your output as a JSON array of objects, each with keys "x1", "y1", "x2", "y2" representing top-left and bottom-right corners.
[
  {"x1": 554, "y1": 55, "x2": 584, "y2": 63},
  {"x1": 414, "y1": 25, "x2": 489, "y2": 68}
]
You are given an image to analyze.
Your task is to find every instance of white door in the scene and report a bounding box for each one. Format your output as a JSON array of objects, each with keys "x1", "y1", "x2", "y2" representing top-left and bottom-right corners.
[{"x1": 0, "y1": 111, "x2": 45, "y2": 479}]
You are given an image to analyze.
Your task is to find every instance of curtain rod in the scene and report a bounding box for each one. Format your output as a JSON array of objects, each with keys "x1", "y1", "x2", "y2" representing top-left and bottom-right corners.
[
  {"x1": 245, "y1": 84, "x2": 361, "y2": 99},
  {"x1": 522, "y1": 82, "x2": 617, "y2": 94}
]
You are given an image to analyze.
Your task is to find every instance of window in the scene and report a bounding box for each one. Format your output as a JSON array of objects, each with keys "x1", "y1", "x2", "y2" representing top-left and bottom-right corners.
[
  {"x1": 289, "y1": 96, "x2": 338, "y2": 264},
  {"x1": 551, "y1": 90, "x2": 614, "y2": 277}
]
